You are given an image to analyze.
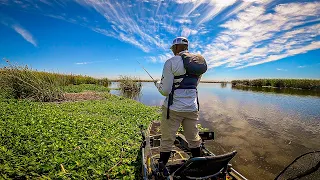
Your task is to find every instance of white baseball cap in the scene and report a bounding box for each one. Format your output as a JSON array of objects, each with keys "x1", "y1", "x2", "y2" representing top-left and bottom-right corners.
[{"x1": 170, "y1": 37, "x2": 189, "y2": 49}]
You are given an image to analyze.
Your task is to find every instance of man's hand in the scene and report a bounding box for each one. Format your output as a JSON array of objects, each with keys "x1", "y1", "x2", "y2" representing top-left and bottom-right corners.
[{"x1": 154, "y1": 80, "x2": 159, "y2": 86}]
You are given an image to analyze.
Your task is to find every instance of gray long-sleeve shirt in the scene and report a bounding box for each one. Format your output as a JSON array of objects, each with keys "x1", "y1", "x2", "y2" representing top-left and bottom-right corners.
[{"x1": 155, "y1": 51, "x2": 198, "y2": 112}]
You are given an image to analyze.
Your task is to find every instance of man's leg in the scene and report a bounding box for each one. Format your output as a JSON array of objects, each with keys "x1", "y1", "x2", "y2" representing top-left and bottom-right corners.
[
  {"x1": 160, "y1": 106, "x2": 183, "y2": 165},
  {"x1": 181, "y1": 111, "x2": 202, "y2": 157}
]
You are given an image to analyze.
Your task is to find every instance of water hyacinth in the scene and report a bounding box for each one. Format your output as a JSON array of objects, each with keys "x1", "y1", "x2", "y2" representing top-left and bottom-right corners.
[{"x1": 0, "y1": 95, "x2": 160, "y2": 179}]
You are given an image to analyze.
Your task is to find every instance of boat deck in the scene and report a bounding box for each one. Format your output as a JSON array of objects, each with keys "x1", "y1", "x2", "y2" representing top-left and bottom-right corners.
[
  {"x1": 144, "y1": 121, "x2": 248, "y2": 180},
  {"x1": 148, "y1": 121, "x2": 190, "y2": 166}
]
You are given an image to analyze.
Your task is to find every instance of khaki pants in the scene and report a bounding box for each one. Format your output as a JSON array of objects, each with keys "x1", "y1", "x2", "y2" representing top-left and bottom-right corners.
[{"x1": 160, "y1": 106, "x2": 202, "y2": 152}]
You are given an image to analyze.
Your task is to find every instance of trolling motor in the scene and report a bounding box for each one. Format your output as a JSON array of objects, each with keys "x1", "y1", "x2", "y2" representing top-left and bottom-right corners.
[{"x1": 199, "y1": 131, "x2": 214, "y2": 141}]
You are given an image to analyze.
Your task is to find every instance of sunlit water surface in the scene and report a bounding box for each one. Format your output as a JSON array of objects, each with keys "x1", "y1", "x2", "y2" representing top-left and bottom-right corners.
[{"x1": 110, "y1": 82, "x2": 320, "y2": 180}]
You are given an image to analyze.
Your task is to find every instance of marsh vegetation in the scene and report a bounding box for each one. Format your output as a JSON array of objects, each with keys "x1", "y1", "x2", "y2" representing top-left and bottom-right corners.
[
  {"x1": 0, "y1": 63, "x2": 161, "y2": 179},
  {"x1": 0, "y1": 95, "x2": 159, "y2": 179},
  {"x1": 231, "y1": 79, "x2": 320, "y2": 90},
  {"x1": 118, "y1": 76, "x2": 142, "y2": 93},
  {"x1": 0, "y1": 62, "x2": 109, "y2": 101}
]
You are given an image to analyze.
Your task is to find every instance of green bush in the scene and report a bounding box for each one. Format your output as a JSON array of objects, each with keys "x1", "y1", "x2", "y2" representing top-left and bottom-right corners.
[{"x1": 118, "y1": 76, "x2": 142, "y2": 93}]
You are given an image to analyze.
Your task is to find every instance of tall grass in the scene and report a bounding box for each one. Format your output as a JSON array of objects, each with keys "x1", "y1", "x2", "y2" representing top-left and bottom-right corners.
[
  {"x1": 0, "y1": 61, "x2": 110, "y2": 101},
  {"x1": 0, "y1": 64, "x2": 64, "y2": 101},
  {"x1": 231, "y1": 79, "x2": 320, "y2": 90},
  {"x1": 118, "y1": 76, "x2": 142, "y2": 92}
]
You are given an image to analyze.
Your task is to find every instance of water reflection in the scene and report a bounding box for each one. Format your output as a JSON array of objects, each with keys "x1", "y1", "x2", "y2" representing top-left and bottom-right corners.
[
  {"x1": 119, "y1": 90, "x2": 141, "y2": 100},
  {"x1": 220, "y1": 82, "x2": 227, "y2": 88},
  {"x1": 199, "y1": 91, "x2": 319, "y2": 180},
  {"x1": 110, "y1": 82, "x2": 320, "y2": 179}
]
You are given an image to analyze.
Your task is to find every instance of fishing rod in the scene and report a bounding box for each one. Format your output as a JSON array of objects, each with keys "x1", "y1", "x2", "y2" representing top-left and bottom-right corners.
[{"x1": 136, "y1": 60, "x2": 156, "y2": 81}]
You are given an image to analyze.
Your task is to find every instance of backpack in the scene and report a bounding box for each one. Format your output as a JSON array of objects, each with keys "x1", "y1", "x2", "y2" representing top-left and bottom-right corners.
[
  {"x1": 181, "y1": 52, "x2": 207, "y2": 76},
  {"x1": 167, "y1": 53, "x2": 207, "y2": 119}
]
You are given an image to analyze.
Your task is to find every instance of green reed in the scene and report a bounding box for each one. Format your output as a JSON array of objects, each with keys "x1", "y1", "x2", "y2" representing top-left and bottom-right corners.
[
  {"x1": 0, "y1": 61, "x2": 109, "y2": 101},
  {"x1": 118, "y1": 76, "x2": 142, "y2": 93}
]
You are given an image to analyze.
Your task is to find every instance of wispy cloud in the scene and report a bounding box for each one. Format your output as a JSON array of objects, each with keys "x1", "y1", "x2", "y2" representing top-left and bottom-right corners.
[
  {"x1": 176, "y1": 19, "x2": 192, "y2": 24},
  {"x1": 276, "y1": 68, "x2": 287, "y2": 71},
  {"x1": 74, "y1": 61, "x2": 103, "y2": 65},
  {"x1": 75, "y1": 62, "x2": 89, "y2": 65},
  {"x1": 11, "y1": 24, "x2": 37, "y2": 47},
  {"x1": 148, "y1": 57, "x2": 157, "y2": 63},
  {"x1": 3, "y1": 0, "x2": 320, "y2": 68},
  {"x1": 298, "y1": 65, "x2": 306, "y2": 68},
  {"x1": 2, "y1": 0, "x2": 243, "y2": 53},
  {"x1": 181, "y1": 27, "x2": 198, "y2": 37},
  {"x1": 1, "y1": 14, "x2": 37, "y2": 47},
  {"x1": 203, "y1": 1, "x2": 320, "y2": 69},
  {"x1": 147, "y1": 53, "x2": 173, "y2": 63}
]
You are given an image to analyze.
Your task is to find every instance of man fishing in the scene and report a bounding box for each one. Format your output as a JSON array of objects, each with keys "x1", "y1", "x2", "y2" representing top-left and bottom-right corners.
[{"x1": 154, "y1": 37, "x2": 207, "y2": 171}]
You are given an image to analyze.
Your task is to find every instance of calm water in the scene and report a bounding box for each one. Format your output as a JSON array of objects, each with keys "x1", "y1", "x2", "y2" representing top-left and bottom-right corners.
[{"x1": 110, "y1": 82, "x2": 320, "y2": 180}]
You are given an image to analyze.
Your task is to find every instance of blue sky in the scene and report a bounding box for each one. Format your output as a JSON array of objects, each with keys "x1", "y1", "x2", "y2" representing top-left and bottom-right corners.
[{"x1": 0, "y1": 0, "x2": 319, "y2": 81}]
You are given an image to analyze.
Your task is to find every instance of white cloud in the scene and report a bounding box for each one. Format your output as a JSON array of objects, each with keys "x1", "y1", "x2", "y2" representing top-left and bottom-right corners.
[
  {"x1": 276, "y1": 68, "x2": 287, "y2": 71},
  {"x1": 4, "y1": 0, "x2": 320, "y2": 69},
  {"x1": 147, "y1": 53, "x2": 173, "y2": 63},
  {"x1": 148, "y1": 57, "x2": 157, "y2": 63},
  {"x1": 197, "y1": 0, "x2": 237, "y2": 24},
  {"x1": 181, "y1": 27, "x2": 198, "y2": 37},
  {"x1": 75, "y1": 62, "x2": 89, "y2": 65},
  {"x1": 12, "y1": 24, "x2": 37, "y2": 47},
  {"x1": 158, "y1": 53, "x2": 173, "y2": 63},
  {"x1": 39, "y1": 0, "x2": 52, "y2": 6},
  {"x1": 174, "y1": 0, "x2": 199, "y2": 4},
  {"x1": 1, "y1": 14, "x2": 37, "y2": 47},
  {"x1": 0, "y1": 0, "x2": 9, "y2": 5},
  {"x1": 176, "y1": 19, "x2": 192, "y2": 24},
  {"x1": 203, "y1": 2, "x2": 320, "y2": 69},
  {"x1": 0, "y1": 0, "x2": 247, "y2": 53},
  {"x1": 119, "y1": 33, "x2": 150, "y2": 52},
  {"x1": 74, "y1": 61, "x2": 103, "y2": 65},
  {"x1": 74, "y1": 0, "x2": 175, "y2": 52},
  {"x1": 298, "y1": 65, "x2": 306, "y2": 68}
]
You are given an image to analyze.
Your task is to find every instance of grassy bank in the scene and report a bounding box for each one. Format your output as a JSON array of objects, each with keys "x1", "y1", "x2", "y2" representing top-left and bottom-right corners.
[
  {"x1": 62, "y1": 84, "x2": 110, "y2": 93},
  {"x1": 111, "y1": 79, "x2": 154, "y2": 82},
  {"x1": 111, "y1": 80, "x2": 229, "y2": 83},
  {"x1": 0, "y1": 94, "x2": 160, "y2": 179},
  {"x1": 231, "y1": 79, "x2": 320, "y2": 90},
  {"x1": 0, "y1": 67, "x2": 109, "y2": 87},
  {"x1": 0, "y1": 64, "x2": 109, "y2": 101}
]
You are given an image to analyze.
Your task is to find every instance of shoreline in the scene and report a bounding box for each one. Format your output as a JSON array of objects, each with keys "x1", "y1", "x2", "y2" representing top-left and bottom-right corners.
[
  {"x1": 231, "y1": 79, "x2": 320, "y2": 91},
  {"x1": 110, "y1": 80, "x2": 230, "y2": 83}
]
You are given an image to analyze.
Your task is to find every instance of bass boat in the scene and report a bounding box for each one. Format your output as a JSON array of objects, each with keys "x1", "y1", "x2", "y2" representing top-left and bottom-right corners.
[{"x1": 140, "y1": 121, "x2": 248, "y2": 180}]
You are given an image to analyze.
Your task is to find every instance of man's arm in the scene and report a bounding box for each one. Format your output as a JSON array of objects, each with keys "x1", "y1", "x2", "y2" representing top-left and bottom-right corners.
[{"x1": 155, "y1": 60, "x2": 174, "y2": 96}]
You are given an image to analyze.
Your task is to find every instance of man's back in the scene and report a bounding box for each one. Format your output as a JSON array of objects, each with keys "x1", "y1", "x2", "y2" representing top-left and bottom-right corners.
[
  {"x1": 156, "y1": 36, "x2": 203, "y2": 169},
  {"x1": 156, "y1": 51, "x2": 198, "y2": 112}
]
